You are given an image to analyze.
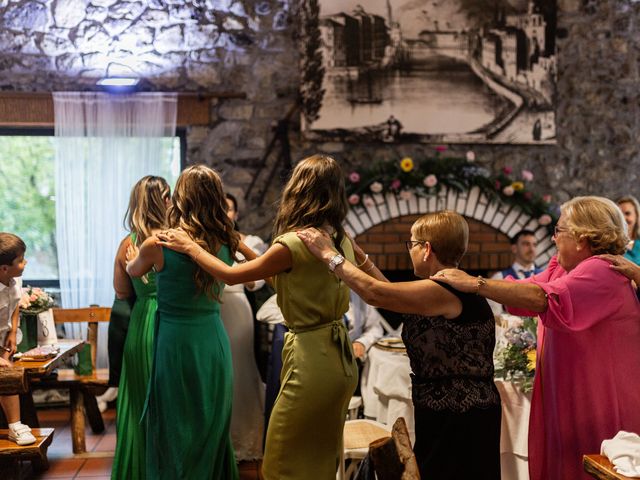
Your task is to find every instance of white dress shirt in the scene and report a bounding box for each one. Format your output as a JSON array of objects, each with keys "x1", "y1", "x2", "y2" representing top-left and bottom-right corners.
[{"x1": 0, "y1": 276, "x2": 22, "y2": 334}]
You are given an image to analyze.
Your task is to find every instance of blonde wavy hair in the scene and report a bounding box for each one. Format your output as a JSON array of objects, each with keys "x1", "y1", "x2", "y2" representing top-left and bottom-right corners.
[
  {"x1": 411, "y1": 211, "x2": 469, "y2": 267},
  {"x1": 125, "y1": 176, "x2": 170, "y2": 245},
  {"x1": 273, "y1": 154, "x2": 348, "y2": 254},
  {"x1": 617, "y1": 195, "x2": 640, "y2": 240},
  {"x1": 167, "y1": 165, "x2": 240, "y2": 300},
  {"x1": 562, "y1": 196, "x2": 629, "y2": 255}
]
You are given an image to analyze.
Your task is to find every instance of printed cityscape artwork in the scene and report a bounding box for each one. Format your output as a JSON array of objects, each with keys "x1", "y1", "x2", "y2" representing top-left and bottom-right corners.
[{"x1": 300, "y1": 0, "x2": 557, "y2": 144}]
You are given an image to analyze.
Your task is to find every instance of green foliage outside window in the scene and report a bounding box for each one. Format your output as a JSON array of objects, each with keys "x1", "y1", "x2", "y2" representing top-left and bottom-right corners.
[{"x1": 0, "y1": 136, "x2": 57, "y2": 279}]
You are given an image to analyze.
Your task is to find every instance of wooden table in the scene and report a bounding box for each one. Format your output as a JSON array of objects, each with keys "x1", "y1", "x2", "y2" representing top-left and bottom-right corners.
[
  {"x1": 584, "y1": 454, "x2": 636, "y2": 480},
  {"x1": 13, "y1": 340, "x2": 86, "y2": 376}
]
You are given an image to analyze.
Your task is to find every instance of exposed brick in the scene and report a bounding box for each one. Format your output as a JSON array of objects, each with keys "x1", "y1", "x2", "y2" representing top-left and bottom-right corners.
[
  {"x1": 384, "y1": 243, "x2": 407, "y2": 254},
  {"x1": 482, "y1": 242, "x2": 508, "y2": 252}
]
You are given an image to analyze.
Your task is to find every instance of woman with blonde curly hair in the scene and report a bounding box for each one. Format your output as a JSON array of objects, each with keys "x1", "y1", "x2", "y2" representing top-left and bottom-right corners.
[
  {"x1": 434, "y1": 196, "x2": 640, "y2": 480},
  {"x1": 157, "y1": 154, "x2": 359, "y2": 479},
  {"x1": 126, "y1": 165, "x2": 243, "y2": 479}
]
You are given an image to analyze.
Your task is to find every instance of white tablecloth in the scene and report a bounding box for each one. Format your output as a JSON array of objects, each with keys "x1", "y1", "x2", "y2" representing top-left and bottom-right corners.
[{"x1": 361, "y1": 344, "x2": 531, "y2": 479}]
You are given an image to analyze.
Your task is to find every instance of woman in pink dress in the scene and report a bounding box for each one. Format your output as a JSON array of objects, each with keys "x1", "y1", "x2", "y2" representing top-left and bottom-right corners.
[{"x1": 434, "y1": 196, "x2": 640, "y2": 480}]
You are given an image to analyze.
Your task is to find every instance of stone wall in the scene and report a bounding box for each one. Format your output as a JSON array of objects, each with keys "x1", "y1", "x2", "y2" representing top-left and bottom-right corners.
[{"x1": 0, "y1": 0, "x2": 638, "y2": 238}]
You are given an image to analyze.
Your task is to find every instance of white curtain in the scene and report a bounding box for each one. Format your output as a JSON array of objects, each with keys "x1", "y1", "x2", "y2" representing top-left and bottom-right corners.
[{"x1": 53, "y1": 92, "x2": 178, "y2": 367}]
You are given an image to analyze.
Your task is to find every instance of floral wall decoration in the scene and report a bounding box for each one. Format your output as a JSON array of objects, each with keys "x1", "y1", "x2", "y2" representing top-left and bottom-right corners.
[{"x1": 345, "y1": 146, "x2": 558, "y2": 232}]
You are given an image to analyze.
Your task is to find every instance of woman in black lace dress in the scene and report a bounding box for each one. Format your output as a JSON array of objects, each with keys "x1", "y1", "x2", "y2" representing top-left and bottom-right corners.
[{"x1": 298, "y1": 211, "x2": 500, "y2": 479}]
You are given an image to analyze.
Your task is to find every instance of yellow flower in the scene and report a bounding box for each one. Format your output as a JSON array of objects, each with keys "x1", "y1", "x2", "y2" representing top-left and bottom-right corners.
[
  {"x1": 526, "y1": 349, "x2": 536, "y2": 371},
  {"x1": 400, "y1": 157, "x2": 414, "y2": 172},
  {"x1": 511, "y1": 181, "x2": 525, "y2": 191}
]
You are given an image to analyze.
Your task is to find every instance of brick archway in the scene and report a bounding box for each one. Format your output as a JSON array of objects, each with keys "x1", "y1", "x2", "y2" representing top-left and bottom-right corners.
[{"x1": 345, "y1": 186, "x2": 554, "y2": 271}]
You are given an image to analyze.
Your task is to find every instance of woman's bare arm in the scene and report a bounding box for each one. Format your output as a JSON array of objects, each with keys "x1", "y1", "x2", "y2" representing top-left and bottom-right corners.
[
  {"x1": 157, "y1": 229, "x2": 291, "y2": 285},
  {"x1": 431, "y1": 268, "x2": 548, "y2": 312},
  {"x1": 113, "y1": 236, "x2": 134, "y2": 299},
  {"x1": 297, "y1": 228, "x2": 460, "y2": 318},
  {"x1": 126, "y1": 236, "x2": 164, "y2": 277}
]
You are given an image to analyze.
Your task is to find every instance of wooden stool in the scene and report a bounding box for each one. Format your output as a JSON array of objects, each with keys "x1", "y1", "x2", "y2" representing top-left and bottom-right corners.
[
  {"x1": 0, "y1": 428, "x2": 55, "y2": 479},
  {"x1": 584, "y1": 454, "x2": 636, "y2": 480}
]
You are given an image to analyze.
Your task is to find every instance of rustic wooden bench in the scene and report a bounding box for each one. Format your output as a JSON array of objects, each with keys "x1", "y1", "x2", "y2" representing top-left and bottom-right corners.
[{"x1": 0, "y1": 428, "x2": 54, "y2": 479}]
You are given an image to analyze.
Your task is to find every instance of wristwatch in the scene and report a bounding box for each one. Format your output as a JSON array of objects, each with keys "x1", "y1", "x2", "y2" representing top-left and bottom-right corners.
[{"x1": 328, "y1": 253, "x2": 345, "y2": 272}]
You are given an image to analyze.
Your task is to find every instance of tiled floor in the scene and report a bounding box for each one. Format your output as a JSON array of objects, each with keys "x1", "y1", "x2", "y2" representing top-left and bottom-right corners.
[{"x1": 15, "y1": 406, "x2": 261, "y2": 479}]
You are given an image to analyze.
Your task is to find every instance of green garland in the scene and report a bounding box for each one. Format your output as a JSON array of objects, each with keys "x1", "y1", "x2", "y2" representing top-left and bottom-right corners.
[{"x1": 345, "y1": 148, "x2": 558, "y2": 232}]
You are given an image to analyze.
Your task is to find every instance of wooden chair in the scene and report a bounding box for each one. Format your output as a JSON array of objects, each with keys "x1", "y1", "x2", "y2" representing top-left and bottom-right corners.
[
  {"x1": 339, "y1": 419, "x2": 391, "y2": 480},
  {"x1": 30, "y1": 306, "x2": 111, "y2": 454},
  {"x1": 369, "y1": 417, "x2": 420, "y2": 479}
]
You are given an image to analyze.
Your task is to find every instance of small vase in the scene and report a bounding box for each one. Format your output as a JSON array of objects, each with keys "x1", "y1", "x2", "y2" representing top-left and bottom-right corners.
[{"x1": 17, "y1": 312, "x2": 39, "y2": 352}]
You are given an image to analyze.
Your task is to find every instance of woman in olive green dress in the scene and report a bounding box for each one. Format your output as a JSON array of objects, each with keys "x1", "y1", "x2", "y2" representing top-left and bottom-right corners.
[
  {"x1": 127, "y1": 165, "x2": 241, "y2": 479},
  {"x1": 158, "y1": 155, "x2": 359, "y2": 479},
  {"x1": 111, "y1": 175, "x2": 170, "y2": 480}
]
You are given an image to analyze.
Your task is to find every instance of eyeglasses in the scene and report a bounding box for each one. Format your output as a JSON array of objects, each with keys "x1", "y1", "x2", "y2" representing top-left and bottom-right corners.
[
  {"x1": 553, "y1": 225, "x2": 569, "y2": 237},
  {"x1": 405, "y1": 240, "x2": 426, "y2": 251}
]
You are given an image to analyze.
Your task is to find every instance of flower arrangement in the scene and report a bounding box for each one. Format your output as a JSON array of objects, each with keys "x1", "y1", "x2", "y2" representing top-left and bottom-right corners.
[
  {"x1": 19, "y1": 286, "x2": 56, "y2": 315},
  {"x1": 494, "y1": 316, "x2": 538, "y2": 393},
  {"x1": 345, "y1": 148, "x2": 558, "y2": 231}
]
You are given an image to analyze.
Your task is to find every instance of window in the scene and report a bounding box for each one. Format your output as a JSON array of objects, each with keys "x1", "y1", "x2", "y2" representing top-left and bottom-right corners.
[{"x1": 0, "y1": 129, "x2": 184, "y2": 285}]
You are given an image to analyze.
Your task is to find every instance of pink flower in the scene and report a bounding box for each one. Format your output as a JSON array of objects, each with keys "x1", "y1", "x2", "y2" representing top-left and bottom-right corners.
[
  {"x1": 363, "y1": 197, "x2": 375, "y2": 208},
  {"x1": 348, "y1": 172, "x2": 361, "y2": 183},
  {"x1": 435, "y1": 145, "x2": 447, "y2": 153},
  {"x1": 494, "y1": 180, "x2": 502, "y2": 190},
  {"x1": 543, "y1": 194, "x2": 552, "y2": 203},
  {"x1": 423, "y1": 174, "x2": 438, "y2": 188},
  {"x1": 466, "y1": 151, "x2": 476, "y2": 162},
  {"x1": 521, "y1": 169, "x2": 534, "y2": 181},
  {"x1": 348, "y1": 194, "x2": 360, "y2": 205},
  {"x1": 502, "y1": 185, "x2": 515, "y2": 197},
  {"x1": 524, "y1": 191, "x2": 533, "y2": 200},
  {"x1": 370, "y1": 182, "x2": 383, "y2": 193},
  {"x1": 399, "y1": 190, "x2": 413, "y2": 201},
  {"x1": 538, "y1": 214, "x2": 552, "y2": 226},
  {"x1": 390, "y1": 179, "x2": 402, "y2": 190},
  {"x1": 502, "y1": 166, "x2": 513, "y2": 175},
  {"x1": 19, "y1": 293, "x2": 31, "y2": 309}
]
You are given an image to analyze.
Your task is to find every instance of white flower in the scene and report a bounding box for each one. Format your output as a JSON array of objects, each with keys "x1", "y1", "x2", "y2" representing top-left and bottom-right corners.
[
  {"x1": 369, "y1": 181, "x2": 383, "y2": 193},
  {"x1": 502, "y1": 185, "x2": 515, "y2": 197},
  {"x1": 423, "y1": 174, "x2": 438, "y2": 188},
  {"x1": 466, "y1": 151, "x2": 476, "y2": 162}
]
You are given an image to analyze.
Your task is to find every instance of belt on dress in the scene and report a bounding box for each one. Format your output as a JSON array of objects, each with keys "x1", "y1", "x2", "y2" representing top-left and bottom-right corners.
[{"x1": 288, "y1": 320, "x2": 355, "y2": 377}]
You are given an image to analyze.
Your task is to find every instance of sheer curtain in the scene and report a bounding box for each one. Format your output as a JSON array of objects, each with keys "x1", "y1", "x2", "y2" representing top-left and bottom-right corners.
[{"x1": 53, "y1": 92, "x2": 178, "y2": 366}]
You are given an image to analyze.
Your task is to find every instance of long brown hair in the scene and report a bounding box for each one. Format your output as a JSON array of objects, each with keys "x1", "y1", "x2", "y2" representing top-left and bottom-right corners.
[
  {"x1": 273, "y1": 154, "x2": 348, "y2": 253},
  {"x1": 166, "y1": 165, "x2": 239, "y2": 300},
  {"x1": 125, "y1": 175, "x2": 170, "y2": 244}
]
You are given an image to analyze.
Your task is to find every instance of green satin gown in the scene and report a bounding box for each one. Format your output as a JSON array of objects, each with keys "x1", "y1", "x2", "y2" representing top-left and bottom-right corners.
[
  {"x1": 112, "y1": 237, "x2": 157, "y2": 480},
  {"x1": 145, "y1": 247, "x2": 238, "y2": 479},
  {"x1": 262, "y1": 232, "x2": 359, "y2": 479}
]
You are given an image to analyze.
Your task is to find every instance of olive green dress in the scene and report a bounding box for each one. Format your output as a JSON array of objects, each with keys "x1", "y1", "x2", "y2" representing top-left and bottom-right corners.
[
  {"x1": 262, "y1": 232, "x2": 358, "y2": 480},
  {"x1": 112, "y1": 235, "x2": 157, "y2": 480},
  {"x1": 145, "y1": 247, "x2": 238, "y2": 480}
]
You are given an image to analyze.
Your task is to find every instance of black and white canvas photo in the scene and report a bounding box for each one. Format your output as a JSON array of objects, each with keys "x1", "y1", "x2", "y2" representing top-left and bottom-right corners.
[{"x1": 300, "y1": 0, "x2": 557, "y2": 144}]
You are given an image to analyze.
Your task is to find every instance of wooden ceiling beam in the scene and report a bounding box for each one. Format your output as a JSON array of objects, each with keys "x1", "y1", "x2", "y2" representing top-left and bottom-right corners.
[{"x1": 0, "y1": 91, "x2": 245, "y2": 127}]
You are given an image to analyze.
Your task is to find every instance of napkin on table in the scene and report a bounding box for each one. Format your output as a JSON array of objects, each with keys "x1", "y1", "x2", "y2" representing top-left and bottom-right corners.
[{"x1": 601, "y1": 431, "x2": 640, "y2": 477}]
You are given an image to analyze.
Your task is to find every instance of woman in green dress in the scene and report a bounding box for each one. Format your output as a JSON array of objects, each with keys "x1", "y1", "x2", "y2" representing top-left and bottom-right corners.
[
  {"x1": 127, "y1": 165, "x2": 242, "y2": 479},
  {"x1": 158, "y1": 155, "x2": 359, "y2": 479},
  {"x1": 111, "y1": 175, "x2": 170, "y2": 479}
]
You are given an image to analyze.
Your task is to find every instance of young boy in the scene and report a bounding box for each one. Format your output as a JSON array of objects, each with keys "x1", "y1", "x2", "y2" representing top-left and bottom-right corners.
[{"x1": 0, "y1": 232, "x2": 36, "y2": 445}]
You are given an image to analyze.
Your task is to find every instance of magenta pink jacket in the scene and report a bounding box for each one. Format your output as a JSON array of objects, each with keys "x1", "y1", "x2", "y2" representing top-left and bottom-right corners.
[{"x1": 508, "y1": 255, "x2": 640, "y2": 480}]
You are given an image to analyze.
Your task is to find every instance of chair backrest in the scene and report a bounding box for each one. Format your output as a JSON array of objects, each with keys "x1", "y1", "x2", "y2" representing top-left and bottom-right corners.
[{"x1": 52, "y1": 307, "x2": 111, "y2": 370}]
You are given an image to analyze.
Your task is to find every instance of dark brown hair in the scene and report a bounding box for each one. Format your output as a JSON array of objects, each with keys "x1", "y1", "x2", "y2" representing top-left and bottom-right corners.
[
  {"x1": 273, "y1": 154, "x2": 348, "y2": 253},
  {"x1": 0, "y1": 232, "x2": 26, "y2": 267},
  {"x1": 166, "y1": 165, "x2": 239, "y2": 300}
]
